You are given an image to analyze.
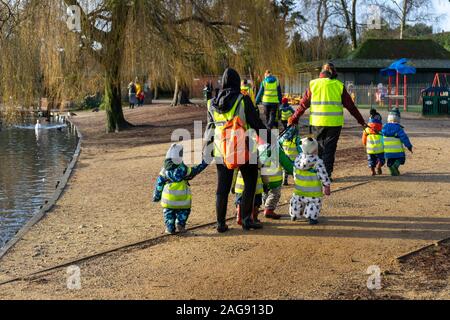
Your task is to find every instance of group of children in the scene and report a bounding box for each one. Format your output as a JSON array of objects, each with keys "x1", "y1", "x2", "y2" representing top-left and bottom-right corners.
[
  {"x1": 362, "y1": 108, "x2": 413, "y2": 177},
  {"x1": 153, "y1": 103, "x2": 413, "y2": 234}
]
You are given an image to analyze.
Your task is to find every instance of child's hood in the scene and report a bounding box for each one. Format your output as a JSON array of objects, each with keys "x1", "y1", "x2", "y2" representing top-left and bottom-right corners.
[
  {"x1": 280, "y1": 103, "x2": 291, "y2": 110},
  {"x1": 382, "y1": 123, "x2": 403, "y2": 137},
  {"x1": 367, "y1": 122, "x2": 382, "y2": 134},
  {"x1": 163, "y1": 159, "x2": 189, "y2": 182}
]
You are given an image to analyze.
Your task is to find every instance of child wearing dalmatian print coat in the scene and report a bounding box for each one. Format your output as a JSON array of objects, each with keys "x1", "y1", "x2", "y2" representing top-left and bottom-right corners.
[{"x1": 290, "y1": 137, "x2": 331, "y2": 225}]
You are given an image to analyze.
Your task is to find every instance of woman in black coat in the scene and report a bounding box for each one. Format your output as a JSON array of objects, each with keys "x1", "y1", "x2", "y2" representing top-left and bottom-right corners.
[{"x1": 206, "y1": 68, "x2": 271, "y2": 233}]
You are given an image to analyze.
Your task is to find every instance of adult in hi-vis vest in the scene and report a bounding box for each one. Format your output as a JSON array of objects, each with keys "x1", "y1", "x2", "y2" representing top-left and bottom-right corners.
[
  {"x1": 256, "y1": 70, "x2": 283, "y2": 129},
  {"x1": 288, "y1": 63, "x2": 367, "y2": 178},
  {"x1": 206, "y1": 68, "x2": 271, "y2": 233}
]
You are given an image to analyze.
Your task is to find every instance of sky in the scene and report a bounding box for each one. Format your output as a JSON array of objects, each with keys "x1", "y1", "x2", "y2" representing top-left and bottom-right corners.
[{"x1": 433, "y1": 0, "x2": 450, "y2": 32}]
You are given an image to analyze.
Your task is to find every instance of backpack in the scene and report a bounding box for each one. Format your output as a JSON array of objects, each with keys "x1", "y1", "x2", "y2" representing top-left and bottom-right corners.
[{"x1": 214, "y1": 95, "x2": 250, "y2": 170}]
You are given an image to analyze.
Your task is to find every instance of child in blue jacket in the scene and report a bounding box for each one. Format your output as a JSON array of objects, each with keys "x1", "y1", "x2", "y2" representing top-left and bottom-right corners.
[
  {"x1": 153, "y1": 144, "x2": 208, "y2": 234},
  {"x1": 381, "y1": 109, "x2": 413, "y2": 176}
]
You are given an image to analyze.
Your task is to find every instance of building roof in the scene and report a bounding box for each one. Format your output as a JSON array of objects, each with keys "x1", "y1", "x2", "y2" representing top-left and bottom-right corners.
[
  {"x1": 296, "y1": 39, "x2": 450, "y2": 73},
  {"x1": 348, "y1": 39, "x2": 450, "y2": 60}
]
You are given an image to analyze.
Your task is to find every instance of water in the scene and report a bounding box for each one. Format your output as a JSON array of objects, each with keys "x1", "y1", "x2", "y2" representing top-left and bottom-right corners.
[{"x1": 0, "y1": 120, "x2": 79, "y2": 248}]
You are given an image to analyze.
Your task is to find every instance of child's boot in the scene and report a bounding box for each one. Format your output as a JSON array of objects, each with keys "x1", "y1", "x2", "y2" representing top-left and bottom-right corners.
[
  {"x1": 393, "y1": 160, "x2": 401, "y2": 175},
  {"x1": 309, "y1": 218, "x2": 319, "y2": 225},
  {"x1": 236, "y1": 205, "x2": 242, "y2": 225},
  {"x1": 176, "y1": 224, "x2": 187, "y2": 234},
  {"x1": 370, "y1": 167, "x2": 376, "y2": 176},
  {"x1": 165, "y1": 226, "x2": 176, "y2": 235},
  {"x1": 264, "y1": 209, "x2": 281, "y2": 220}
]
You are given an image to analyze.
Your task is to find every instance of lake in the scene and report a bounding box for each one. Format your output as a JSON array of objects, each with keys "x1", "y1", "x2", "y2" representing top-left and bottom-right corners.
[{"x1": 0, "y1": 121, "x2": 79, "y2": 248}]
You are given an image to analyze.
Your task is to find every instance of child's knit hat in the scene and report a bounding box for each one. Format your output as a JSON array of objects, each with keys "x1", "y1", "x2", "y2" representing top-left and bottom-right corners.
[
  {"x1": 166, "y1": 143, "x2": 184, "y2": 165},
  {"x1": 388, "y1": 108, "x2": 401, "y2": 123},
  {"x1": 282, "y1": 97, "x2": 289, "y2": 104},
  {"x1": 301, "y1": 137, "x2": 319, "y2": 155}
]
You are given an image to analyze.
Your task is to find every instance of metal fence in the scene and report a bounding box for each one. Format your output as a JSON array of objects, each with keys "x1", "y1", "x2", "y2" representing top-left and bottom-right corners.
[{"x1": 284, "y1": 80, "x2": 429, "y2": 107}]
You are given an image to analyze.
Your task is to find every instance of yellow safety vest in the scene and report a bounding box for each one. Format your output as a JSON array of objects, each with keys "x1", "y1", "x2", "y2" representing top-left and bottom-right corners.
[
  {"x1": 161, "y1": 168, "x2": 192, "y2": 209},
  {"x1": 365, "y1": 128, "x2": 384, "y2": 155},
  {"x1": 281, "y1": 109, "x2": 293, "y2": 121},
  {"x1": 282, "y1": 138, "x2": 300, "y2": 161},
  {"x1": 235, "y1": 171, "x2": 264, "y2": 195},
  {"x1": 309, "y1": 78, "x2": 344, "y2": 127},
  {"x1": 294, "y1": 168, "x2": 323, "y2": 198},
  {"x1": 241, "y1": 85, "x2": 256, "y2": 106},
  {"x1": 383, "y1": 136, "x2": 404, "y2": 154},
  {"x1": 261, "y1": 163, "x2": 283, "y2": 190},
  {"x1": 262, "y1": 79, "x2": 280, "y2": 104},
  {"x1": 208, "y1": 96, "x2": 248, "y2": 158}
]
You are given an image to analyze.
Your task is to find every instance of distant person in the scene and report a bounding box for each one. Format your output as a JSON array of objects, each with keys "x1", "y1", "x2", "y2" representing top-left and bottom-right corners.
[
  {"x1": 128, "y1": 81, "x2": 137, "y2": 109},
  {"x1": 362, "y1": 109, "x2": 385, "y2": 176},
  {"x1": 241, "y1": 79, "x2": 255, "y2": 106},
  {"x1": 152, "y1": 144, "x2": 208, "y2": 234},
  {"x1": 279, "y1": 97, "x2": 294, "y2": 131},
  {"x1": 290, "y1": 137, "x2": 331, "y2": 225},
  {"x1": 289, "y1": 63, "x2": 367, "y2": 179},
  {"x1": 256, "y1": 70, "x2": 283, "y2": 129},
  {"x1": 382, "y1": 109, "x2": 413, "y2": 176}
]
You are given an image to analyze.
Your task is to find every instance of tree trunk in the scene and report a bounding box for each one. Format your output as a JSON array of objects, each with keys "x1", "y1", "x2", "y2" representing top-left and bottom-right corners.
[
  {"x1": 172, "y1": 78, "x2": 180, "y2": 106},
  {"x1": 350, "y1": 0, "x2": 358, "y2": 50},
  {"x1": 179, "y1": 86, "x2": 191, "y2": 105},
  {"x1": 104, "y1": 68, "x2": 131, "y2": 133},
  {"x1": 400, "y1": 0, "x2": 408, "y2": 39}
]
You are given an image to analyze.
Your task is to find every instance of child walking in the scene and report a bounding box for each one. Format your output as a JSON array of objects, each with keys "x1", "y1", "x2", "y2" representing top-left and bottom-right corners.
[
  {"x1": 280, "y1": 126, "x2": 302, "y2": 185},
  {"x1": 279, "y1": 97, "x2": 295, "y2": 131},
  {"x1": 153, "y1": 144, "x2": 208, "y2": 234},
  {"x1": 261, "y1": 161, "x2": 284, "y2": 220},
  {"x1": 362, "y1": 109, "x2": 385, "y2": 176},
  {"x1": 233, "y1": 169, "x2": 264, "y2": 224},
  {"x1": 382, "y1": 109, "x2": 413, "y2": 176},
  {"x1": 290, "y1": 137, "x2": 331, "y2": 225}
]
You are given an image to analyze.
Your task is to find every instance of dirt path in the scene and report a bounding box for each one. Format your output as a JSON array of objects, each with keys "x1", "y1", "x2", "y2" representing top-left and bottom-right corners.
[{"x1": 0, "y1": 105, "x2": 449, "y2": 299}]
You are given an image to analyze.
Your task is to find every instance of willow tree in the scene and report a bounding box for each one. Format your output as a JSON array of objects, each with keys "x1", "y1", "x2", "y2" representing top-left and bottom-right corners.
[{"x1": 3, "y1": 0, "x2": 295, "y2": 132}]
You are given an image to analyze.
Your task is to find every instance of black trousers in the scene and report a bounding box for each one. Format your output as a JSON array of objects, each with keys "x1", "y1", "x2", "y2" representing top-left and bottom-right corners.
[
  {"x1": 216, "y1": 163, "x2": 258, "y2": 226},
  {"x1": 263, "y1": 103, "x2": 279, "y2": 129},
  {"x1": 311, "y1": 126, "x2": 342, "y2": 177}
]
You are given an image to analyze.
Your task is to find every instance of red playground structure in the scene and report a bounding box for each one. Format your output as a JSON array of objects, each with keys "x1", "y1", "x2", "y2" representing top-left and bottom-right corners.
[{"x1": 380, "y1": 58, "x2": 417, "y2": 111}]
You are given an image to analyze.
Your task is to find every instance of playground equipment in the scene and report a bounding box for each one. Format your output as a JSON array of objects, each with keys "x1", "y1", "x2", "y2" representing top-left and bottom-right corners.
[
  {"x1": 380, "y1": 58, "x2": 416, "y2": 111},
  {"x1": 421, "y1": 73, "x2": 450, "y2": 116}
]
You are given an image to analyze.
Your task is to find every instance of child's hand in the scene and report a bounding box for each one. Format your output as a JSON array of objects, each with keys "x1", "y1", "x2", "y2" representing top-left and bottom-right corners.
[
  {"x1": 407, "y1": 146, "x2": 413, "y2": 154},
  {"x1": 152, "y1": 196, "x2": 161, "y2": 203},
  {"x1": 324, "y1": 185, "x2": 331, "y2": 196}
]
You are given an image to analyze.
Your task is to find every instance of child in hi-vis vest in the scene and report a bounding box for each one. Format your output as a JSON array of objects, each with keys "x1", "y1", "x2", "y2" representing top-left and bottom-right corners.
[
  {"x1": 382, "y1": 109, "x2": 413, "y2": 176},
  {"x1": 280, "y1": 126, "x2": 302, "y2": 185},
  {"x1": 279, "y1": 97, "x2": 295, "y2": 130},
  {"x1": 290, "y1": 138, "x2": 331, "y2": 225},
  {"x1": 233, "y1": 169, "x2": 264, "y2": 224},
  {"x1": 153, "y1": 144, "x2": 208, "y2": 234},
  {"x1": 362, "y1": 109, "x2": 385, "y2": 176}
]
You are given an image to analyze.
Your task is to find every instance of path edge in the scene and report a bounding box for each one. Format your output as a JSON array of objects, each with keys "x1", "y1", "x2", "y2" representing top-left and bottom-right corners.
[{"x1": 0, "y1": 120, "x2": 83, "y2": 260}]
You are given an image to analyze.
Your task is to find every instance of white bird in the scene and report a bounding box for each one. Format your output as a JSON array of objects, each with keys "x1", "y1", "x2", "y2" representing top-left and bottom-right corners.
[{"x1": 35, "y1": 119, "x2": 42, "y2": 131}]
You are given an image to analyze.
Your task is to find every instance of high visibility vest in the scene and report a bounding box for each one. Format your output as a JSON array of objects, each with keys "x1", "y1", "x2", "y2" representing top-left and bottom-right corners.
[
  {"x1": 281, "y1": 108, "x2": 293, "y2": 121},
  {"x1": 235, "y1": 171, "x2": 264, "y2": 195},
  {"x1": 294, "y1": 168, "x2": 323, "y2": 198},
  {"x1": 282, "y1": 138, "x2": 300, "y2": 161},
  {"x1": 309, "y1": 78, "x2": 344, "y2": 127},
  {"x1": 383, "y1": 136, "x2": 404, "y2": 154},
  {"x1": 241, "y1": 85, "x2": 256, "y2": 106},
  {"x1": 262, "y1": 79, "x2": 280, "y2": 104},
  {"x1": 261, "y1": 163, "x2": 283, "y2": 190},
  {"x1": 208, "y1": 97, "x2": 249, "y2": 158},
  {"x1": 161, "y1": 168, "x2": 192, "y2": 209},
  {"x1": 365, "y1": 128, "x2": 384, "y2": 155}
]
